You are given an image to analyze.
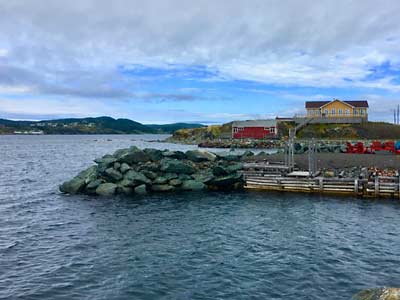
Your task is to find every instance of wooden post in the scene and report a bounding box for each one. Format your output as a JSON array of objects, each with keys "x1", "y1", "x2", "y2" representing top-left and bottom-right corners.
[
  {"x1": 397, "y1": 175, "x2": 400, "y2": 199},
  {"x1": 375, "y1": 177, "x2": 379, "y2": 197},
  {"x1": 319, "y1": 178, "x2": 324, "y2": 192},
  {"x1": 354, "y1": 179, "x2": 359, "y2": 194}
]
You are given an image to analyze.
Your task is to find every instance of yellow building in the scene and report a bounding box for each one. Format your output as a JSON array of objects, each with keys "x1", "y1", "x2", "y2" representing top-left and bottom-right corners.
[{"x1": 305, "y1": 99, "x2": 369, "y2": 121}]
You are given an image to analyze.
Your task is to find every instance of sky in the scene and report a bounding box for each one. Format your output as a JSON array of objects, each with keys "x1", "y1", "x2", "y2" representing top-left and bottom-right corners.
[{"x1": 1, "y1": 0, "x2": 400, "y2": 124}]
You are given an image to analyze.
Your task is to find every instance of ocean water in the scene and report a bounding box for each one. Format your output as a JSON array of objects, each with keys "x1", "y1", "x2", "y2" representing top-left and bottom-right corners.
[{"x1": 1, "y1": 135, "x2": 400, "y2": 300}]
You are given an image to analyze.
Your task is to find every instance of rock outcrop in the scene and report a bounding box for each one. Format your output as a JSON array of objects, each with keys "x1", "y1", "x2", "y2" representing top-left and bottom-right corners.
[
  {"x1": 60, "y1": 146, "x2": 245, "y2": 196},
  {"x1": 353, "y1": 288, "x2": 400, "y2": 300}
]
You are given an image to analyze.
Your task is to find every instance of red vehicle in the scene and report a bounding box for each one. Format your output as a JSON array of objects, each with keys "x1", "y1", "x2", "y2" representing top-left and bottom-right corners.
[{"x1": 347, "y1": 140, "x2": 400, "y2": 155}]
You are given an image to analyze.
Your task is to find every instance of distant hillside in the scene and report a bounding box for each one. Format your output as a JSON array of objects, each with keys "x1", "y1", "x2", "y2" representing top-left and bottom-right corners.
[
  {"x1": 148, "y1": 123, "x2": 205, "y2": 133},
  {"x1": 167, "y1": 122, "x2": 233, "y2": 143},
  {"x1": 0, "y1": 117, "x2": 204, "y2": 135}
]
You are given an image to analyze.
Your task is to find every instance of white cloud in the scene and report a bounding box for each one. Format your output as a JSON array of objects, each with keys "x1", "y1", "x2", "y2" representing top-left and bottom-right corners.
[{"x1": 0, "y1": 0, "x2": 400, "y2": 90}]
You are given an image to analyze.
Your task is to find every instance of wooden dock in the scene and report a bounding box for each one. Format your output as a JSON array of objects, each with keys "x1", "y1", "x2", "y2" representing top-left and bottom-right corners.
[{"x1": 243, "y1": 164, "x2": 400, "y2": 199}]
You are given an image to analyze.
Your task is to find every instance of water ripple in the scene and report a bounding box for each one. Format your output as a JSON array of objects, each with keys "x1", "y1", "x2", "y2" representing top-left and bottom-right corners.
[{"x1": 1, "y1": 135, "x2": 400, "y2": 300}]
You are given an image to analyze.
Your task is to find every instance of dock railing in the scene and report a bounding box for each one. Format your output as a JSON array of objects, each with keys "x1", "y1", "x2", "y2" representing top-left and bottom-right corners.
[{"x1": 242, "y1": 164, "x2": 400, "y2": 199}]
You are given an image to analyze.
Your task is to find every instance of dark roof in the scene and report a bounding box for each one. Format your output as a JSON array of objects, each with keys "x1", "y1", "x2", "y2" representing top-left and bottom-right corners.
[
  {"x1": 305, "y1": 100, "x2": 369, "y2": 108},
  {"x1": 232, "y1": 119, "x2": 277, "y2": 127}
]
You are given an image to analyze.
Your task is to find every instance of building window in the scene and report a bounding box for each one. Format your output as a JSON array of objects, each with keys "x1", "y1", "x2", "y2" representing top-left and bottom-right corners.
[
  {"x1": 360, "y1": 108, "x2": 364, "y2": 115},
  {"x1": 345, "y1": 109, "x2": 350, "y2": 116},
  {"x1": 331, "y1": 108, "x2": 336, "y2": 115},
  {"x1": 354, "y1": 109, "x2": 358, "y2": 115},
  {"x1": 270, "y1": 127, "x2": 276, "y2": 134},
  {"x1": 233, "y1": 127, "x2": 238, "y2": 133},
  {"x1": 338, "y1": 109, "x2": 343, "y2": 115},
  {"x1": 324, "y1": 109, "x2": 329, "y2": 116}
]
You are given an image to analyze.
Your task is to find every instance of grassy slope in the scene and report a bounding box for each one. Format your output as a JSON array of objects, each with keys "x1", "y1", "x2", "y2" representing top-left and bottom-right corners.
[
  {"x1": 170, "y1": 121, "x2": 400, "y2": 141},
  {"x1": 297, "y1": 122, "x2": 400, "y2": 139}
]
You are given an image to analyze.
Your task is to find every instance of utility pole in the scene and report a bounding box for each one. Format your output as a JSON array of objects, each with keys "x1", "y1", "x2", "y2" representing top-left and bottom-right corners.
[{"x1": 308, "y1": 138, "x2": 317, "y2": 177}]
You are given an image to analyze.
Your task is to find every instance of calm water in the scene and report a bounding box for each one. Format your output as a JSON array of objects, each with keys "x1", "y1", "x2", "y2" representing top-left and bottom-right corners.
[{"x1": 1, "y1": 135, "x2": 400, "y2": 300}]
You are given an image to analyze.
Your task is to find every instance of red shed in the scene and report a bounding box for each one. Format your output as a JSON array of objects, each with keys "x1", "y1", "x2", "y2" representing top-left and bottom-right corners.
[{"x1": 232, "y1": 120, "x2": 278, "y2": 139}]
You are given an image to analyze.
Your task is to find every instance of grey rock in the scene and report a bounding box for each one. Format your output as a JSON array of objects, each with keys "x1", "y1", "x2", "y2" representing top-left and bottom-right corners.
[
  {"x1": 186, "y1": 150, "x2": 216, "y2": 162},
  {"x1": 59, "y1": 166, "x2": 98, "y2": 194},
  {"x1": 95, "y1": 155, "x2": 118, "y2": 173},
  {"x1": 169, "y1": 179, "x2": 182, "y2": 186},
  {"x1": 226, "y1": 163, "x2": 243, "y2": 173},
  {"x1": 117, "y1": 186, "x2": 133, "y2": 195},
  {"x1": 151, "y1": 184, "x2": 175, "y2": 192},
  {"x1": 86, "y1": 179, "x2": 104, "y2": 190},
  {"x1": 154, "y1": 176, "x2": 168, "y2": 184},
  {"x1": 160, "y1": 159, "x2": 195, "y2": 174},
  {"x1": 143, "y1": 148, "x2": 163, "y2": 161},
  {"x1": 352, "y1": 288, "x2": 400, "y2": 300},
  {"x1": 191, "y1": 172, "x2": 215, "y2": 184},
  {"x1": 178, "y1": 174, "x2": 192, "y2": 181},
  {"x1": 59, "y1": 177, "x2": 86, "y2": 194},
  {"x1": 96, "y1": 183, "x2": 117, "y2": 196},
  {"x1": 164, "y1": 173, "x2": 178, "y2": 180},
  {"x1": 142, "y1": 170, "x2": 157, "y2": 180},
  {"x1": 113, "y1": 162, "x2": 121, "y2": 170},
  {"x1": 134, "y1": 184, "x2": 148, "y2": 195},
  {"x1": 242, "y1": 150, "x2": 254, "y2": 157},
  {"x1": 120, "y1": 163, "x2": 131, "y2": 174},
  {"x1": 162, "y1": 150, "x2": 186, "y2": 159},
  {"x1": 105, "y1": 168, "x2": 123, "y2": 182},
  {"x1": 216, "y1": 151, "x2": 241, "y2": 161},
  {"x1": 211, "y1": 173, "x2": 243, "y2": 187},
  {"x1": 118, "y1": 148, "x2": 150, "y2": 164},
  {"x1": 124, "y1": 170, "x2": 152, "y2": 185},
  {"x1": 181, "y1": 180, "x2": 206, "y2": 191},
  {"x1": 212, "y1": 165, "x2": 228, "y2": 177}
]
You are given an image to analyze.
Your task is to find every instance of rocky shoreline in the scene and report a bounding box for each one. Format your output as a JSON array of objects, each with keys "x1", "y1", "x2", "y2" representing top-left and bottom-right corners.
[{"x1": 60, "y1": 146, "x2": 249, "y2": 196}]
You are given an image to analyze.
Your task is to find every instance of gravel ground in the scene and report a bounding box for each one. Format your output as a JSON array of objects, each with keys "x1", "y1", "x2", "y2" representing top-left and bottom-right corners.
[{"x1": 246, "y1": 153, "x2": 400, "y2": 171}]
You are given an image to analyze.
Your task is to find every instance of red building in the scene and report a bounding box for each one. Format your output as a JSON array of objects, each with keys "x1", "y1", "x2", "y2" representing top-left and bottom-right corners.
[{"x1": 232, "y1": 120, "x2": 278, "y2": 139}]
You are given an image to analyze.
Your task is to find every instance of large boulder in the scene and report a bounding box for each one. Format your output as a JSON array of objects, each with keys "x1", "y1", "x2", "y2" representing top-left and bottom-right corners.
[
  {"x1": 186, "y1": 150, "x2": 217, "y2": 162},
  {"x1": 192, "y1": 172, "x2": 215, "y2": 184},
  {"x1": 95, "y1": 155, "x2": 117, "y2": 169},
  {"x1": 212, "y1": 165, "x2": 228, "y2": 177},
  {"x1": 160, "y1": 159, "x2": 195, "y2": 174},
  {"x1": 117, "y1": 148, "x2": 150, "y2": 164},
  {"x1": 153, "y1": 176, "x2": 168, "y2": 184},
  {"x1": 211, "y1": 173, "x2": 243, "y2": 188},
  {"x1": 59, "y1": 177, "x2": 86, "y2": 194},
  {"x1": 124, "y1": 170, "x2": 152, "y2": 186},
  {"x1": 216, "y1": 151, "x2": 241, "y2": 161},
  {"x1": 144, "y1": 148, "x2": 163, "y2": 162},
  {"x1": 226, "y1": 163, "x2": 243, "y2": 173},
  {"x1": 105, "y1": 168, "x2": 123, "y2": 182},
  {"x1": 120, "y1": 163, "x2": 131, "y2": 174},
  {"x1": 95, "y1": 183, "x2": 117, "y2": 196},
  {"x1": 353, "y1": 288, "x2": 400, "y2": 300},
  {"x1": 181, "y1": 180, "x2": 206, "y2": 191},
  {"x1": 134, "y1": 184, "x2": 148, "y2": 195},
  {"x1": 162, "y1": 150, "x2": 186, "y2": 159},
  {"x1": 59, "y1": 166, "x2": 97, "y2": 194},
  {"x1": 169, "y1": 179, "x2": 182, "y2": 186}
]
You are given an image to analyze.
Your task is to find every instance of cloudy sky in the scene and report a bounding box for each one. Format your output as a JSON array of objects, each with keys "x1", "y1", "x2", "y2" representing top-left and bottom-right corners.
[{"x1": 1, "y1": 0, "x2": 400, "y2": 124}]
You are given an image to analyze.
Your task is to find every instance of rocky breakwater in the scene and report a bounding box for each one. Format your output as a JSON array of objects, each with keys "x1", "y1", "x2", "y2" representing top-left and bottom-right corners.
[{"x1": 59, "y1": 146, "x2": 246, "y2": 196}]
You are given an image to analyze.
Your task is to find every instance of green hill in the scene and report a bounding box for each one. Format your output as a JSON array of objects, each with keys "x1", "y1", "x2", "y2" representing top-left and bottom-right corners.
[{"x1": 0, "y1": 117, "x2": 204, "y2": 135}]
